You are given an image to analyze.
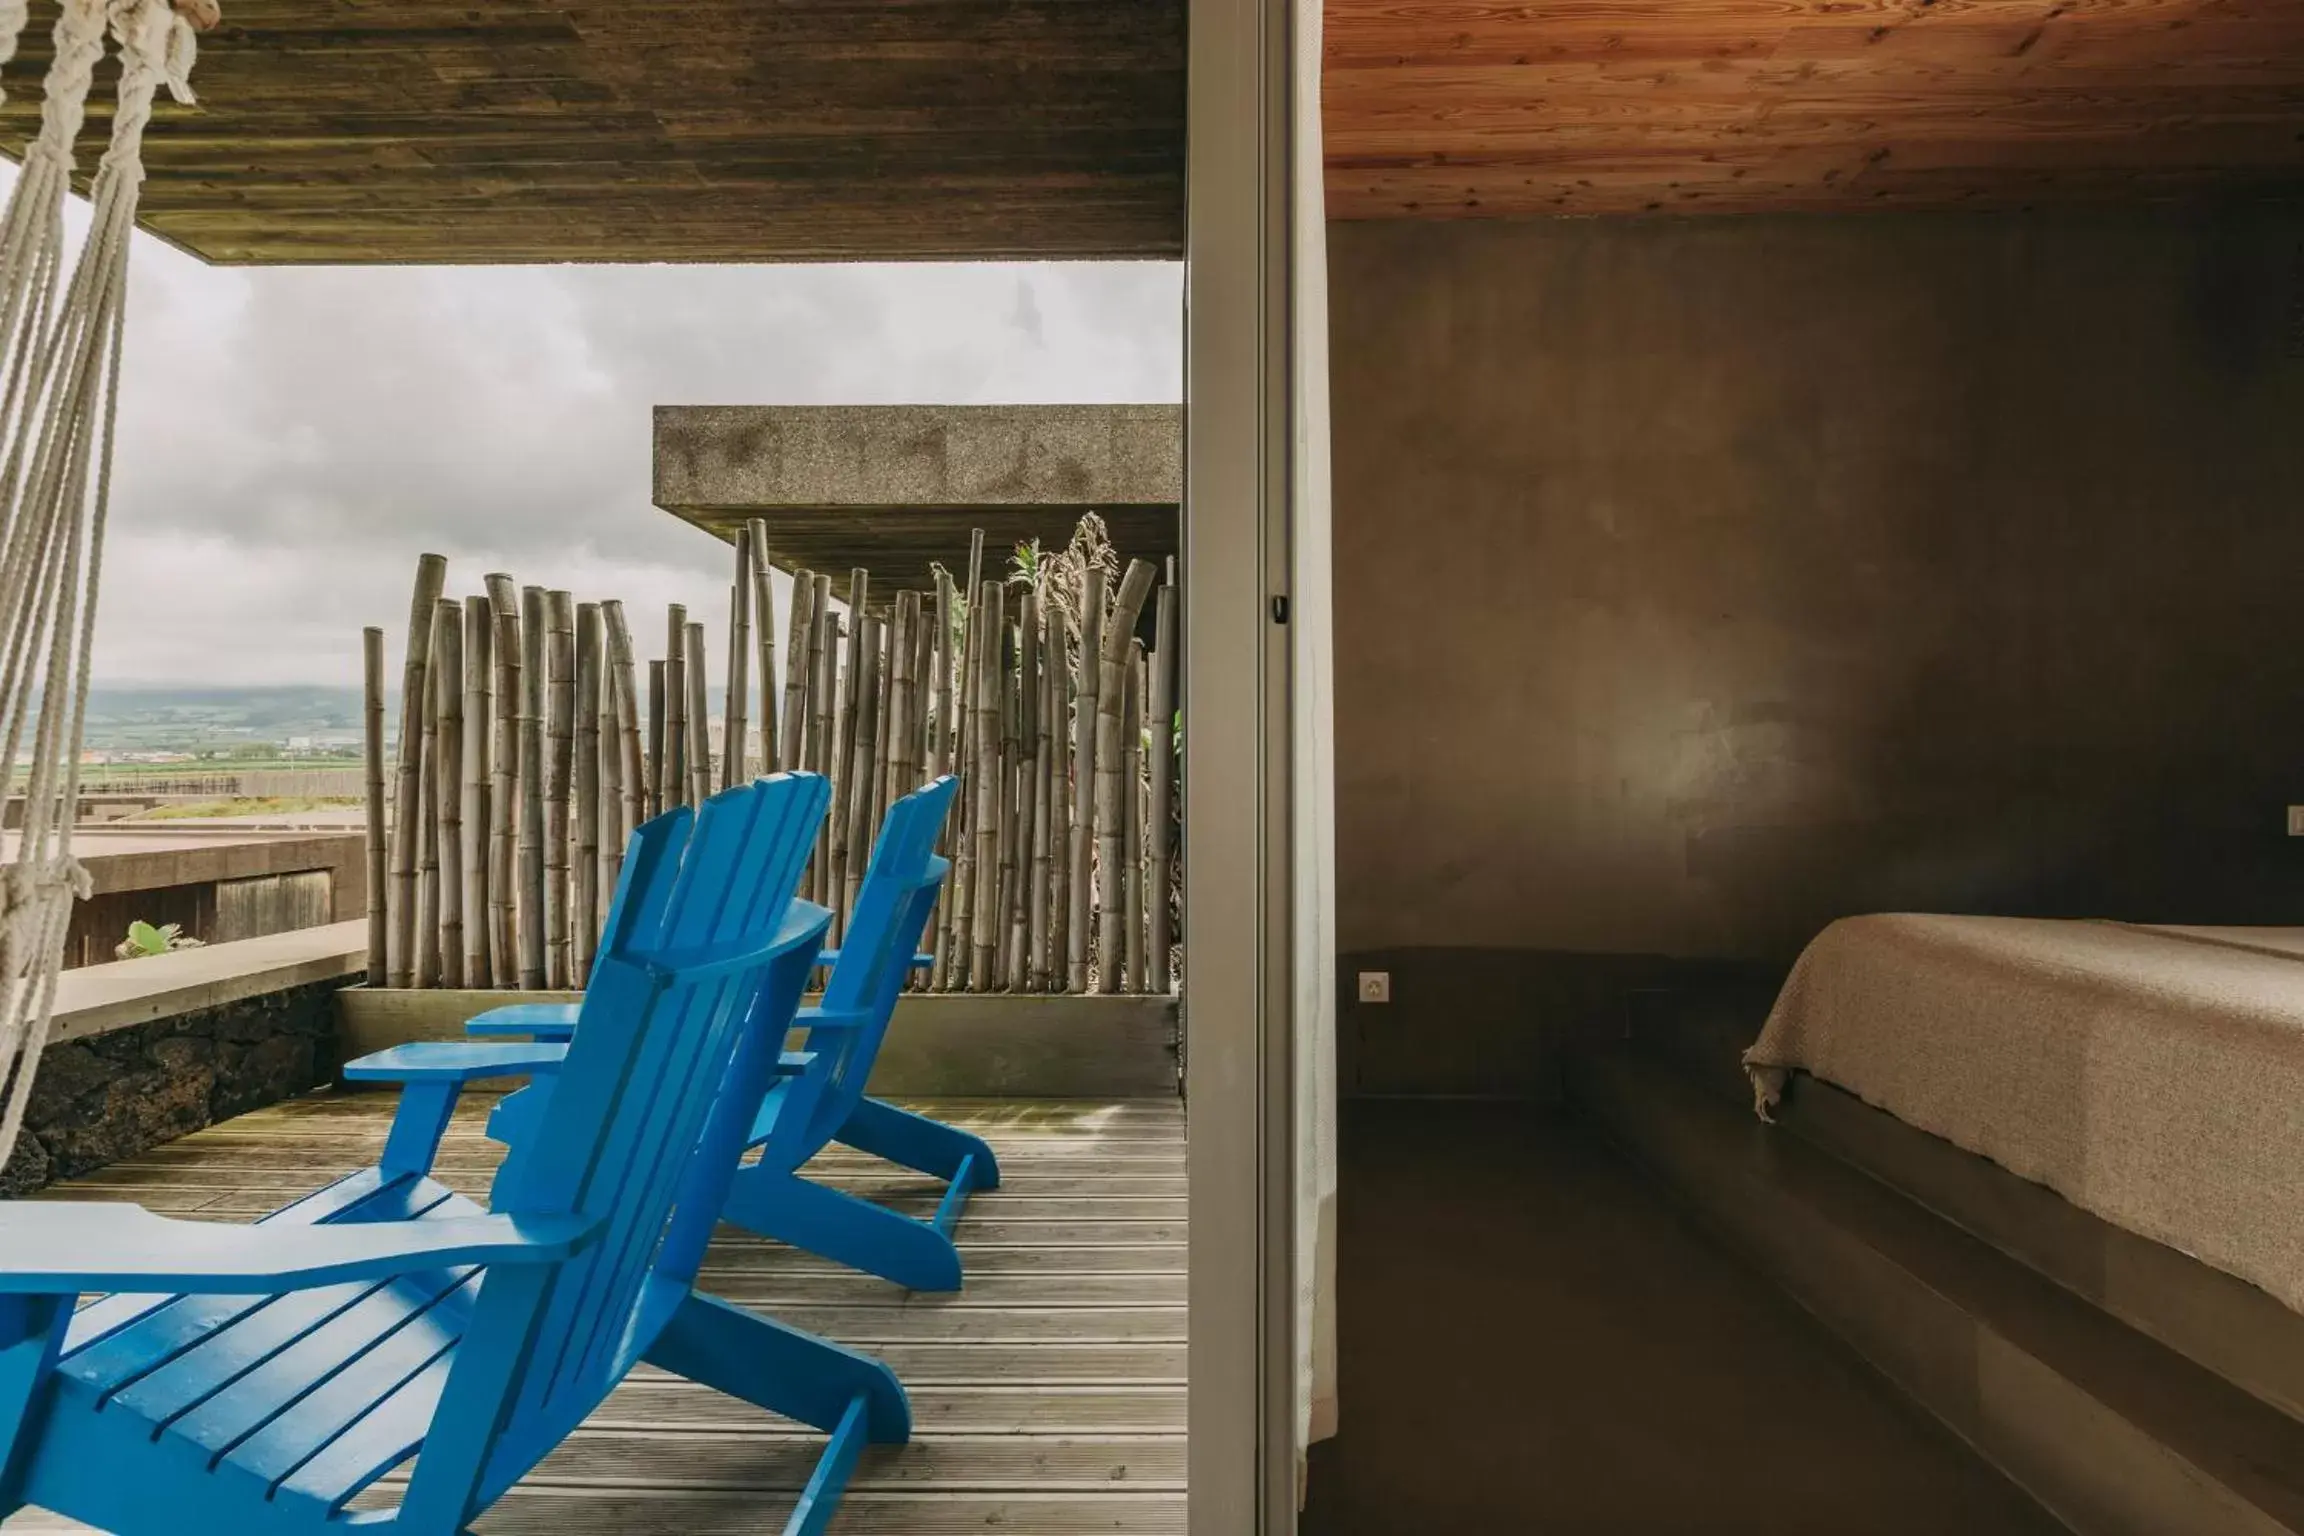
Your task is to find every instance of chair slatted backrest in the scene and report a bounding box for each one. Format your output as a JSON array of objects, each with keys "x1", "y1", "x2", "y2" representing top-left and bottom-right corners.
[
  {"x1": 802, "y1": 776, "x2": 958, "y2": 1145},
  {"x1": 425, "y1": 773, "x2": 828, "y2": 1499}
]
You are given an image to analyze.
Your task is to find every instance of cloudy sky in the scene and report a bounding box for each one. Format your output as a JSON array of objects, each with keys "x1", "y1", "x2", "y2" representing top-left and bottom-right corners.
[{"x1": 91, "y1": 215, "x2": 1181, "y2": 685}]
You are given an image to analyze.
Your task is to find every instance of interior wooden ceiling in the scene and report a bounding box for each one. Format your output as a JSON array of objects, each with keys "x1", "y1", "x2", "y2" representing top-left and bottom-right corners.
[
  {"x1": 1324, "y1": 0, "x2": 2304, "y2": 218},
  {"x1": 0, "y1": 0, "x2": 1185, "y2": 264}
]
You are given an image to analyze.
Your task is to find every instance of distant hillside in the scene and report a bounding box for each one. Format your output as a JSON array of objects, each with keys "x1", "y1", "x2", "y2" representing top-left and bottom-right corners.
[{"x1": 78, "y1": 685, "x2": 375, "y2": 752}]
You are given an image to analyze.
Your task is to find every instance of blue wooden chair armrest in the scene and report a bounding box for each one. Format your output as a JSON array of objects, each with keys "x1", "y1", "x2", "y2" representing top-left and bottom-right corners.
[
  {"x1": 793, "y1": 1006, "x2": 873, "y2": 1031},
  {"x1": 343, "y1": 1044, "x2": 572, "y2": 1177},
  {"x1": 465, "y1": 1003, "x2": 582, "y2": 1040},
  {"x1": 343, "y1": 1042, "x2": 571, "y2": 1084},
  {"x1": 0, "y1": 1205, "x2": 598, "y2": 1295},
  {"x1": 815, "y1": 950, "x2": 934, "y2": 970}
]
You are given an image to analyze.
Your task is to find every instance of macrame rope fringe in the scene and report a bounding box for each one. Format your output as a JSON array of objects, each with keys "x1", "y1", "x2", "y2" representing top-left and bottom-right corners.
[{"x1": 0, "y1": 0, "x2": 211, "y2": 1177}]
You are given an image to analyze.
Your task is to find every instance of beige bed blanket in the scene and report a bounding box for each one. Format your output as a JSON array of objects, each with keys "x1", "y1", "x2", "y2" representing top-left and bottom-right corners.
[{"x1": 1745, "y1": 914, "x2": 2304, "y2": 1314}]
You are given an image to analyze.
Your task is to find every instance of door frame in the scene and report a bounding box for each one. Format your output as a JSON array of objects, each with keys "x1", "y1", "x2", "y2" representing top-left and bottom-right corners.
[{"x1": 1184, "y1": 0, "x2": 1299, "y2": 1527}]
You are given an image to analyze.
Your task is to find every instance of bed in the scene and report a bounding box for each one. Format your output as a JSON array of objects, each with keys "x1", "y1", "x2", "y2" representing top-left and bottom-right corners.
[{"x1": 1744, "y1": 913, "x2": 2304, "y2": 1315}]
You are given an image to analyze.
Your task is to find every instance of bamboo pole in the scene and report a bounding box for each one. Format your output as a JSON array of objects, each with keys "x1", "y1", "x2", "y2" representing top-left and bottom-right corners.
[
  {"x1": 841, "y1": 614, "x2": 886, "y2": 924},
  {"x1": 968, "y1": 581, "x2": 1005, "y2": 990},
  {"x1": 663, "y1": 603, "x2": 687, "y2": 810},
  {"x1": 684, "y1": 621, "x2": 712, "y2": 807},
  {"x1": 1028, "y1": 609, "x2": 1055, "y2": 991},
  {"x1": 827, "y1": 568, "x2": 868, "y2": 921},
  {"x1": 1124, "y1": 642, "x2": 1147, "y2": 993},
  {"x1": 1002, "y1": 597, "x2": 1036, "y2": 989},
  {"x1": 517, "y1": 586, "x2": 547, "y2": 988},
  {"x1": 1066, "y1": 566, "x2": 1106, "y2": 992},
  {"x1": 1094, "y1": 560, "x2": 1158, "y2": 992},
  {"x1": 868, "y1": 610, "x2": 894, "y2": 825},
  {"x1": 598, "y1": 642, "x2": 625, "y2": 914},
  {"x1": 942, "y1": 581, "x2": 985, "y2": 990},
  {"x1": 361, "y1": 626, "x2": 387, "y2": 986},
  {"x1": 387, "y1": 552, "x2": 446, "y2": 988},
  {"x1": 780, "y1": 568, "x2": 814, "y2": 772},
  {"x1": 939, "y1": 538, "x2": 986, "y2": 986},
  {"x1": 602, "y1": 600, "x2": 645, "y2": 866},
  {"x1": 415, "y1": 601, "x2": 446, "y2": 988},
  {"x1": 724, "y1": 582, "x2": 742, "y2": 790},
  {"x1": 889, "y1": 591, "x2": 921, "y2": 804},
  {"x1": 806, "y1": 574, "x2": 833, "y2": 775},
  {"x1": 911, "y1": 596, "x2": 934, "y2": 788},
  {"x1": 461, "y1": 595, "x2": 492, "y2": 990},
  {"x1": 573, "y1": 602, "x2": 602, "y2": 986},
  {"x1": 926, "y1": 573, "x2": 960, "y2": 989},
  {"x1": 434, "y1": 600, "x2": 465, "y2": 988},
  {"x1": 807, "y1": 590, "x2": 836, "y2": 901},
  {"x1": 725, "y1": 529, "x2": 750, "y2": 788},
  {"x1": 1147, "y1": 578, "x2": 1178, "y2": 993},
  {"x1": 1049, "y1": 608, "x2": 1073, "y2": 992},
  {"x1": 646, "y1": 659, "x2": 666, "y2": 820},
  {"x1": 931, "y1": 570, "x2": 955, "y2": 779},
  {"x1": 890, "y1": 591, "x2": 925, "y2": 991},
  {"x1": 953, "y1": 529, "x2": 984, "y2": 796},
  {"x1": 544, "y1": 592, "x2": 576, "y2": 988},
  {"x1": 485, "y1": 575, "x2": 521, "y2": 986},
  {"x1": 750, "y1": 520, "x2": 779, "y2": 776}
]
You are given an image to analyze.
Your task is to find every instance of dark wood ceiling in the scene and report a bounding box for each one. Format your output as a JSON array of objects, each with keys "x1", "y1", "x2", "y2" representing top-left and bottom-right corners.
[
  {"x1": 1324, "y1": 0, "x2": 2304, "y2": 219},
  {"x1": 0, "y1": 0, "x2": 2290, "y2": 262},
  {"x1": 0, "y1": 0, "x2": 1185, "y2": 264}
]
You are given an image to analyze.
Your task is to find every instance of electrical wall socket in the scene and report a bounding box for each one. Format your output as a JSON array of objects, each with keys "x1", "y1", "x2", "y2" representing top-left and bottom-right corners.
[
  {"x1": 1357, "y1": 971, "x2": 1391, "y2": 1004},
  {"x1": 2289, "y1": 806, "x2": 2304, "y2": 837}
]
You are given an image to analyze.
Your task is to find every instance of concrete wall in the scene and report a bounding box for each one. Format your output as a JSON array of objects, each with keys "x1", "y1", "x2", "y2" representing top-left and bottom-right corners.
[
  {"x1": 60, "y1": 829, "x2": 364, "y2": 968},
  {"x1": 0, "y1": 978, "x2": 346, "y2": 1195},
  {"x1": 0, "y1": 922, "x2": 367, "y2": 1194},
  {"x1": 1329, "y1": 209, "x2": 2304, "y2": 1095}
]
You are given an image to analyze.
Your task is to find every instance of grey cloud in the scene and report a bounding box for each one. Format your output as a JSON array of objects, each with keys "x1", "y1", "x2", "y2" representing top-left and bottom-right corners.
[{"x1": 92, "y1": 249, "x2": 1179, "y2": 684}]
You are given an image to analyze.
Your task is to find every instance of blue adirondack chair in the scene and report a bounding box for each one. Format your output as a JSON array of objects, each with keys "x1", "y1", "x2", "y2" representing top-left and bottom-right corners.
[
  {"x1": 0, "y1": 774, "x2": 902, "y2": 1536},
  {"x1": 463, "y1": 776, "x2": 1000, "y2": 1293}
]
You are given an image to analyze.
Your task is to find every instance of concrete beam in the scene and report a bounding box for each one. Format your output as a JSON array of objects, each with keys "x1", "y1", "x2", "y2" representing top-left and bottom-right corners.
[
  {"x1": 654, "y1": 404, "x2": 1180, "y2": 595},
  {"x1": 340, "y1": 987, "x2": 1181, "y2": 1099}
]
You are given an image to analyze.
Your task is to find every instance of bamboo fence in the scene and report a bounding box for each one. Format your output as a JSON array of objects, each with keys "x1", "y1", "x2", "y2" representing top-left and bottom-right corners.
[{"x1": 362, "y1": 519, "x2": 1179, "y2": 994}]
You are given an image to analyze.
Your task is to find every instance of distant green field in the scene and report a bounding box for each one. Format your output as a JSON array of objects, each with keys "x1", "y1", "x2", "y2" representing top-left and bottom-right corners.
[
  {"x1": 7, "y1": 757, "x2": 363, "y2": 790},
  {"x1": 134, "y1": 796, "x2": 362, "y2": 820}
]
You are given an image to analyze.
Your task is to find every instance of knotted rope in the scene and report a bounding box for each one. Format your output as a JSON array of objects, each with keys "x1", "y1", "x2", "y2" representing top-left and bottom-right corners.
[{"x1": 0, "y1": 0, "x2": 213, "y2": 1175}]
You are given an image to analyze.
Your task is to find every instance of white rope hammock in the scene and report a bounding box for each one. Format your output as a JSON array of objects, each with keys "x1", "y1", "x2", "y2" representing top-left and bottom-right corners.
[{"x1": 0, "y1": 0, "x2": 212, "y2": 1174}]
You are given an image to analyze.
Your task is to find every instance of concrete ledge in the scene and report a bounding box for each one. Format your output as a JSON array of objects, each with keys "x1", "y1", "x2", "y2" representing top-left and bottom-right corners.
[
  {"x1": 52, "y1": 918, "x2": 367, "y2": 1045},
  {"x1": 862, "y1": 994, "x2": 1178, "y2": 1099},
  {"x1": 338, "y1": 987, "x2": 1180, "y2": 1099}
]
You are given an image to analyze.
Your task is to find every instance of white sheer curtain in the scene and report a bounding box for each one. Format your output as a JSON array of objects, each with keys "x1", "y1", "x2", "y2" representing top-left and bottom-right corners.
[{"x1": 1293, "y1": 0, "x2": 1340, "y2": 1485}]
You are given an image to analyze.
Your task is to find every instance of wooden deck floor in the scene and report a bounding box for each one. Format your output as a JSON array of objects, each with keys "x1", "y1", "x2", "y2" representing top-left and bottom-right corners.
[{"x1": 6, "y1": 1092, "x2": 1186, "y2": 1535}]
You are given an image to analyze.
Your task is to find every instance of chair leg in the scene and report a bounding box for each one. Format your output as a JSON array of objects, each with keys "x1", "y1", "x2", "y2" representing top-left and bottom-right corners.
[
  {"x1": 721, "y1": 1165, "x2": 965, "y2": 1293},
  {"x1": 643, "y1": 1291, "x2": 909, "y2": 1445},
  {"x1": 836, "y1": 1096, "x2": 1002, "y2": 1191},
  {"x1": 783, "y1": 1394, "x2": 869, "y2": 1536},
  {"x1": 0, "y1": 1295, "x2": 68, "y2": 1515},
  {"x1": 379, "y1": 1082, "x2": 462, "y2": 1180}
]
